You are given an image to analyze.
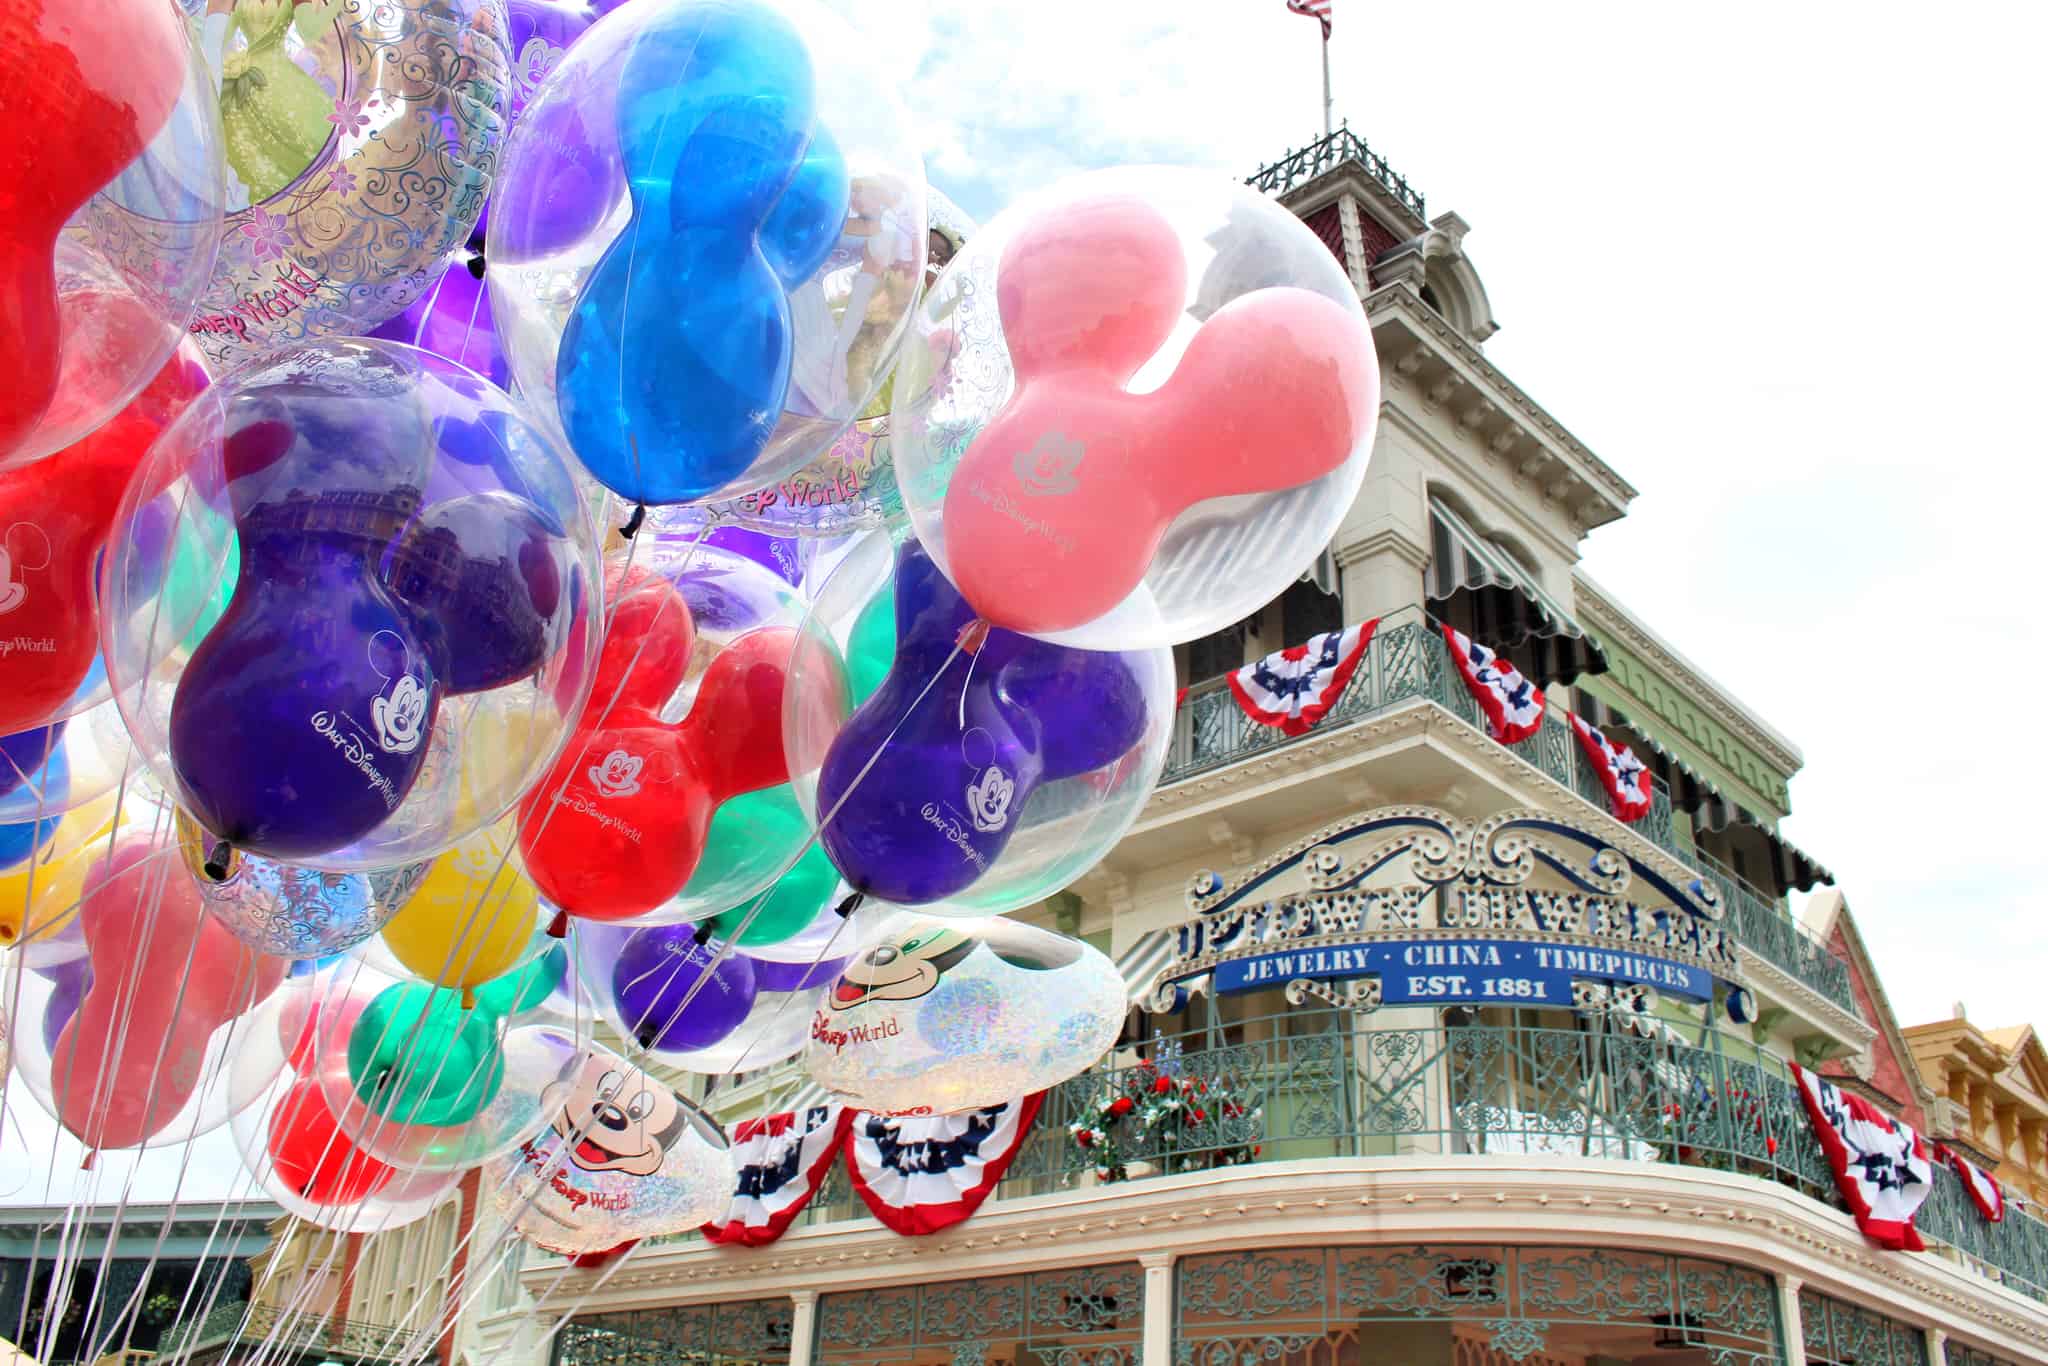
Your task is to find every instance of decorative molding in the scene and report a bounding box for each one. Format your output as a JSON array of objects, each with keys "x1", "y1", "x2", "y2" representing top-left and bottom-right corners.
[
  {"x1": 1737, "y1": 945, "x2": 1876, "y2": 1051},
  {"x1": 1572, "y1": 578, "x2": 1805, "y2": 781},
  {"x1": 527, "y1": 1159, "x2": 2048, "y2": 1361},
  {"x1": 1365, "y1": 286, "x2": 1636, "y2": 528}
]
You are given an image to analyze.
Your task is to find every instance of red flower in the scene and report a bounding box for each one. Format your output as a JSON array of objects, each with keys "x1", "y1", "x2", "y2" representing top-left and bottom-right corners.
[
  {"x1": 1153, "y1": 1075, "x2": 1173, "y2": 1094},
  {"x1": 1192, "y1": 1108, "x2": 1207, "y2": 1123},
  {"x1": 1766, "y1": 1136, "x2": 1779, "y2": 1156},
  {"x1": 1197, "y1": 1080, "x2": 1207, "y2": 1094},
  {"x1": 1077, "y1": 1130, "x2": 1093, "y2": 1147},
  {"x1": 1109, "y1": 1097, "x2": 1134, "y2": 1117},
  {"x1": 1138, "y1": 1058, "x2": 1155, "y2": 1069}
]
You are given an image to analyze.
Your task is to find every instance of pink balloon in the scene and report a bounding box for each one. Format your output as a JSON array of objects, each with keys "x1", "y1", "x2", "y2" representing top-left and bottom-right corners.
[
  {"x1": 939, "y1": 194, "x2": 1379, "y2": 637},
  {"x1": 50, "y1": 836, "x2": 283, "y2": 1150}
]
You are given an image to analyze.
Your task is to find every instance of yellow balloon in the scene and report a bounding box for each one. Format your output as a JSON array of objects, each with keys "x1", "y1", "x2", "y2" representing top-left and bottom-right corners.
[
  {"x1": 0, "y1": 793, "x2": 121, "y2": 948},
  {"x1": 383, "y1": 816, "x2": 540, "y2": 997}
]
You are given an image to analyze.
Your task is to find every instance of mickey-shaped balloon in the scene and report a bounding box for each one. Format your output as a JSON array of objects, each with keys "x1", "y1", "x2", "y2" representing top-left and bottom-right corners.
[
  {"x1": 935, "y1": 191, "x2": 1378, "y2": 638},
  {"x1": 553, "y1": 0, "x2": 849, "y2": 505},
  {"x1": 519, "y1": 575, "x2": 798, "y2": 925},
  {"x1": 813, "y1": 541, "x2": 1150, "y2": 906},
  {"x1": 51, "y1": 834, "x2": 284, "y2": 1150},
  {"x1": 0, "y1": 345, "x2": 208, "y2": 736},
  {"x1": 0, "y1": 0, "x2": 185, "y2": 465}
]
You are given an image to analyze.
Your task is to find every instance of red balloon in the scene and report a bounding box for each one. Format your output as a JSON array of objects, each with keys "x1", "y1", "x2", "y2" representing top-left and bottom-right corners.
[
  {"x1": 0, "y1": 341, "x2": 207, "y2": 735},
  {"x1": 939, "y1": 194, "x2": 1379, "y2": 636},
  {"x1": 266, "y1": 1077, "x2": 395, "y2": 1206},
  {"x1": 0, "y1": 0, "x2": 186, "y2": 460},
  {"x1": 51, "y1": 835, "x2": 284, "y2": 1151},
  {"x1": 521, "y1": 621, "x2": 799, "y2": 923}
]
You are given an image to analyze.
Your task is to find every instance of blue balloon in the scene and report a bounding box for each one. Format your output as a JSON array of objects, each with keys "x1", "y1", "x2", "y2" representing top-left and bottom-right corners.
[
  {"x1": 555, "y1": 0, "x2": 848, "y2": 505},
  {"x1": 0, "y1": 739, "x2": 67, "y2": 868},
  {"x1": 814, "y1": 543, "x2": 1150, "y2": 906},
  {"x1": 611, "y1": 927, "x2": 758, "y2": 1053},
  {"x1": 0, "y1": 720, "x2": 65, "y2": 803}
]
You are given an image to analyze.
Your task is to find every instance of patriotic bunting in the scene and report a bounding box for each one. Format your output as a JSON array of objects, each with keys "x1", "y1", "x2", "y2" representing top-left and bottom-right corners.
[
  {"x1": 844, "y1": 1094, "x2": 1045, "y2": 1237},
  {"x1": 1441, "y1": 624, "x2": 1545, "y2": 744},
  {"x1": 1939, "y1": 1144, "x2": 2006, "y2": 1223},
  {"x1": 1286, "y1": 0, "x2": 1331, "y2": 39},
  {"x1": 700, "y1": 1104, "x2": 849, "y2": 1247},
  {"x1": 1568, "y1": 711, "x2": 1652, "y2": 823},
  {"x1": 1227, "y1": 620, "x2": 1377, "y2": 736},
  {"x1": 1791, "y1": 1064, "x2": 1934, "y2": 1251}
]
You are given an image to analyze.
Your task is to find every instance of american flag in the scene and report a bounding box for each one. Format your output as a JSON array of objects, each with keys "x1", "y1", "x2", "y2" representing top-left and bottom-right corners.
[{"x1": 1287, "y1": 0, "x2": 1331, "y2": 38}]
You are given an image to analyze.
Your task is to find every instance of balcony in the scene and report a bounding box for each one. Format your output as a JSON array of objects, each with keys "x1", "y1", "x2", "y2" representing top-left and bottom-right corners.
[
  {"x1": 154, "y1": 1300, "x2": 438, "y2": 1363},
  {"x1": 1249, "y1": 127, "x2": 1427, "y2": 220},
  {"x1": 793, "y1": 1014, "x2": 2048, "y2": 1305},
  {"x1": 1161, "y1": 611, "x2": 1857, "y2": 1015}
]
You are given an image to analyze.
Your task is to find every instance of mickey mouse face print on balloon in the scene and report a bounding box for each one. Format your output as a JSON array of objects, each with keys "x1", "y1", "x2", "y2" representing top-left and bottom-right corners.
[
  {"x1": 486, "y1": 0, "x2": 928, "y2": 509},
  {"x1": 99, "y1": 339, "x2": 603, "y2": 874},
  {"x1": 890, "y1": 166, "x2": 1381, "y2": 650}
]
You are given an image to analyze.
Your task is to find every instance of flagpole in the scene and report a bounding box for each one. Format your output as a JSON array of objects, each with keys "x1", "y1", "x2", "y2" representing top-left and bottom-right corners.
[{"x1": 1320, "y1": 27, "x2": 1332, "y2": 136}]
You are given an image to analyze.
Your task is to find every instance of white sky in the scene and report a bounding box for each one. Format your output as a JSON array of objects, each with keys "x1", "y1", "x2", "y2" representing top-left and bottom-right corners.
[
  {"x1": 8, "y1": 0, "x2": 2044, "y2": 1211},
  {"x1": 836, "y1": 0, "x2": 2048, "y2": 1031}
]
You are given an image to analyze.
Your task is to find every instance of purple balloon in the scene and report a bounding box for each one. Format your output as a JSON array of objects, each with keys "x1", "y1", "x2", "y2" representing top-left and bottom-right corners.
[
  {"x1": 482, "y1": 0, "x2": 627, "y2": 242},
  {"x1": 815, "y1": 542, "x2": 1150, "y2": 905},
  {"x1": 0, "y1": 720, "x2": 63, "y2": 801},
  {"x1": 370, "y1": 250, "x2": 509, "y2": 389},
  {"x1": 382, "y1": 491, "x2": 567, "y2": 694},
  {"x1": 611, "y1": 928, "x2": 758, "y2": 1053},
  {"x1": 41, "y1": 958, "x2": 90, "y2": 1056},
  {"x1": 747, "y1": 953, "x2": 847, "y2": 994},
  {"x1": 703, "y1": 526, "x2": 803, "y2": 586}
]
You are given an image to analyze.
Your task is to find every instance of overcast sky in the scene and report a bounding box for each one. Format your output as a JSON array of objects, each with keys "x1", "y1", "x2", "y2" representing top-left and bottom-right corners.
[
  {"x1": 9, "y1": 0, "x2": 2044, "y2": 1213},
  {"x1": 837, "y1": 0, "x2": 2048, "y2": 1033}
]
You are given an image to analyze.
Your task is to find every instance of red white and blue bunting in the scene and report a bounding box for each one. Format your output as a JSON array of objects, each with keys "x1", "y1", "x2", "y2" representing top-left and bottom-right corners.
[
  {"x1": 700, "y1": 1104, "x2": 849, "y2": 1247},
  {"x1": 1441, "y1": 624, "x2": 1545, "y2": 744},
  {"x1": 1227, "y1": 621, "x2": 1378, "y2": 736},
  {"x1": 1568, "y1": 711, "x2": 1652, "y2": 823},
  {"x1": 1791, "y1": 1064, "x2": 1934, "y2": 1251},
  {"x1": 844, "y1": 1094, "x2": 1044, "y2": 1237},
  {"x1": 1939, "y1": 1143, "x2": 2006, "y2": 1223}
]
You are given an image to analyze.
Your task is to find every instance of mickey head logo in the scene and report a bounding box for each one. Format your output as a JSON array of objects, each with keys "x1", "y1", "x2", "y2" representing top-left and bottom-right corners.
[
  {"x1": 0, "y1": 523, "x2": 53, "y2": 617},
  {"x1": 371, "y1": 674, "x2": 429, "y2": 754},
  {"x1": 966, "y1": 764, "x2": 1015, "y2": 833},
  {"x1": 588, "y1": 749, "x2": 644, "y2": 800},
  {"x1": 1012, "y1": 431, "x2": 1083, "y2": 496},
  {"x1": 515, "y1": 36, "x2": 562, "y2": 101}
]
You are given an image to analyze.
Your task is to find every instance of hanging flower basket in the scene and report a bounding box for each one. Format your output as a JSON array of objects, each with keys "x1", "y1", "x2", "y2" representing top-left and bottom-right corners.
[{"x1": 1068, "y1": 1049, "x2": 1262, "y2": 1183}]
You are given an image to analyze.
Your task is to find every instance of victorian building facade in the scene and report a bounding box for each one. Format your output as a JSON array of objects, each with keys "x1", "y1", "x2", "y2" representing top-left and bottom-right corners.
[{"x1": 455, "y1": 132, "x2": 2048, "y2": 1366}]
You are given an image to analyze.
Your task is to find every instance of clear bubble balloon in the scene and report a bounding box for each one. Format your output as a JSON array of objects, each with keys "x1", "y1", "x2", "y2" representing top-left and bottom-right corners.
[
  {"x1": 891, "y1": 165, "x2": 1381, "y2": 649},
  {"x1": 803, "y1": 912, "x2": 1125, "y2": 1114},
  {"x1": 785, "y1": 532, "x2": 1173, "y2": 915},
  {"x1": 101, "y1": 338, "x2": 604, "y2": 873},
  {"x1": 0, "y1": 698, "x2": 143, "y2": 829},
  {"x1": 176, "y1": 0, "x2": 511, "y2": 366},
  {"x1": 487, "y1": 0, "x2": 928, "y2": 508},
  {"x1": 485, "y1": 1035, "x2": 729, "y2": 1256},
  {"x1": 1, "y1": 2, "x2": 224, "y2": 473},
  {"x1": 519, "y1": 545, "x2": 816, "y2": 928},
  {"x1": 182, "y1": 809, "x2": 430, "y2": 960}
]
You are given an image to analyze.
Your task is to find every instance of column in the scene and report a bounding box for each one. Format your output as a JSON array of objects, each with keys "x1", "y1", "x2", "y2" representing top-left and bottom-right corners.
[
  {"x1": 1926, "y1": 1326, "x2": 1947, "y2": 1365},
  {"x1": 1140, "y1": 1253, "x2": 1175, "y2": 1366},
  {"x1": 1775, "y1": 1273, "x2": 1807, "y2": 1366},
  {"x1": 787, "y1": 1288, "x2": 820, "y2": 1366}
]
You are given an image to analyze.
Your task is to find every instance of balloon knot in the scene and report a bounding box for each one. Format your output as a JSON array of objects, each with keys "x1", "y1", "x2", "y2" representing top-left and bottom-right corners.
[
  {"x1": 202, "y1": 841, "x2": 233, "y2": 883},
  {"x1": 832, "y1": 891, "x2": 865, "y2": 920},
  {"x1": 691, "y1": 922, "x2": 713, "y2": 946},
  {"x1": 956, "y1": 619, "x2": 991, "y2": 655},
  {"x1": 460, "y1": 987, "x2": 477, "y2": 1011},
  {"x1": 81, "y1": 1151, "x2": 96, "y2": 1172},
  {"x1": 618, "y1": 503, "x2": 647, "y2": 539},
  {"x1": 465, "y1": 250, "x2": 486, "y2": 281},
  {"x1": 546, "y1": 908, "x2": 569, "y2": 939}
]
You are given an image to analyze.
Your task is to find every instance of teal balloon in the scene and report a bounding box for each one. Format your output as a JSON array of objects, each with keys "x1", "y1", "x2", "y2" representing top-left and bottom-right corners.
[
  {"x1": 473, "y1": 945, "x2": 565, "y2": 1018},
  {"x1": 346, "y1": 982, "x2": 503, "y2": 1127},
  {"x1": 847, "y1": 588, "x2": 895, "y2": 707},
  {"x1": 685, "y1": 784, "x2": 809, "y2": 906},
  {"x1": 710, "y1": 838, "x2": 837, "y2": 946}
]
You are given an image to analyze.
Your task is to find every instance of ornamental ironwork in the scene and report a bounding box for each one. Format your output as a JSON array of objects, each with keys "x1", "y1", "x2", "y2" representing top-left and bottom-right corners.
[
  {"x1": 1246, "y1": 127, "x2": 1428, "y2": 220},
  {"x1": 1177, "y1": 1247, "x2": 1779, "y2": 1364},
  {"x1": 816, "y1": 1264, "x2": 1142, "y2": 1366},
  {"x1": 1799, "y1": 1287, "x2": 1930, "y2": 1366},
  {"x1": 558, "y1": 1298, "x2": 794, "y2": 1366}
]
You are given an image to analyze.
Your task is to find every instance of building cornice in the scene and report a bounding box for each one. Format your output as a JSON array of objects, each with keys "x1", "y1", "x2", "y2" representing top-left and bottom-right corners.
[
  {"x1": 530, "y1": 1158, "x2": 2048, "y2": 1362},
  {"x1": 1368, "y1": 284, "x2": 1636, "y2": 531},
  {"x1": 1571, "y1": 576, "x2": 1805, "y2": 778},
  {"x1": 1739, "y1": 943, "x2": 1877, "y2": 1052}
]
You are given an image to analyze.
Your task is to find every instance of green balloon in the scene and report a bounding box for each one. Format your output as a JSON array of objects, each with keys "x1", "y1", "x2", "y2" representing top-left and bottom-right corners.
[
  {"x1": 687, "y1": 785, "x2": 810, "y2": 900},
  {"x1": 472, "y1": 946, "x2": 565, "y2": 1019},
  {"x1": 164, "y1": 516, "x2": 237, "y2": 650},
  {"x1": 710, "y1": 838, "x2": 838, "y2": 946},
  {"x1": 346, "y1": 982, "x2": 503, "y2": 1127},
  {"x1": 847, "y1": 588, "x2": 896, "y2": 707}
]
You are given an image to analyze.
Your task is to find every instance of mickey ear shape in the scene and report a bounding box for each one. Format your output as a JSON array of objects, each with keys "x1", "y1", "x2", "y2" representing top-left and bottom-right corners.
[{"x1": 981, "y1": 919, "x2": 1083, "y2": 972}]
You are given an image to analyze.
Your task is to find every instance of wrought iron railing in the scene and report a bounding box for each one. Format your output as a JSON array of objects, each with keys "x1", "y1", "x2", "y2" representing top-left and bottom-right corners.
[
  {"x1": 1161, "y1": 611, "x2": 1858, "y2": 1014},
  {"x1": 153, "y1": 1298, "x2": 437, "y2": 1362},
  {"x1": 787, "y1": 1016, "x2": 2048, "y2": 1304},
  {"x1": 1248, "y1": 127, "x2": 1427, "y2": 220}
]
